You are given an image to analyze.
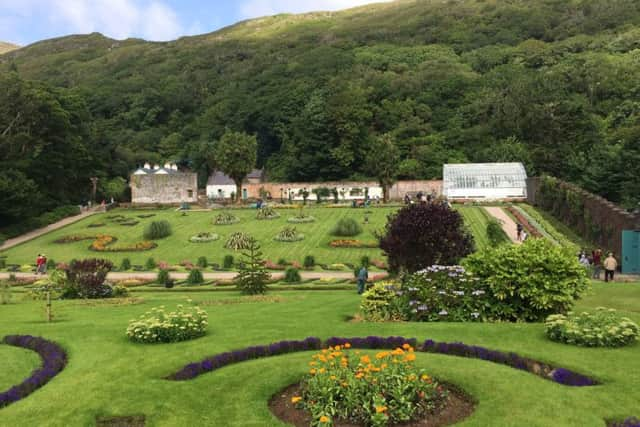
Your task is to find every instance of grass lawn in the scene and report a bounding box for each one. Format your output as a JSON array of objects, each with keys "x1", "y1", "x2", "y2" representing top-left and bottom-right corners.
[
  {"x1": 0, "y1": 206, "x2": 494, "y2": 270},
  {"x1": 0, "y1": 281, "x2": 638, "y2": 426},
  {"x1": 456, "y1": 206, "x2": 492, "y2": 250}
]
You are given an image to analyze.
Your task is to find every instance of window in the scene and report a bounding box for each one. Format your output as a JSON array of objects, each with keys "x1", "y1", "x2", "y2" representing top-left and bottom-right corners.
[{"x1": 187, "y1": 189, "x2": 194, "y2": 198}]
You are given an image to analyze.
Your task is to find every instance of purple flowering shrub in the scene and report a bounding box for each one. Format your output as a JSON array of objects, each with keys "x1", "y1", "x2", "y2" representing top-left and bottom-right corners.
[
  {"x1": 400, "y1": 265, "x2": 490, "y2": 322},
  {"x1": 609, "y1": 417, "x2": 640, "y2": 427},
  {"x1": 0, "y1": 335, "x2": 67, "y2": 408}
]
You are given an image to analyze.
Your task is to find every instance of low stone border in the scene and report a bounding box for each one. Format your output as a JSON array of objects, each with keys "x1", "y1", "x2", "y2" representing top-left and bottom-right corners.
[
  {"x1": 165, "y1": 335, "x2": 598, "y2": 387},
  {"x1": 0, "y1": 335, "x2": 67, "y2": 409}
]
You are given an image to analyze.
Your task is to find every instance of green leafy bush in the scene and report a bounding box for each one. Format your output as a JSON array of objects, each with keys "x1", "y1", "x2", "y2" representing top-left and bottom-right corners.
[
  {"x1": 214, "y1": 212, "x2": 240, "y2": 225},
  {"x1": 486, "y1": 219, "x2": 509, "y2": 246},
  {"x1": 223, "y1": 255, "x2": 234, "y2": 269},
  {"x1": 303, "y1": 255, "x2": 316, "y2": 269},
  {"x1": 225, "y1": 232, "x2": 252, "y2": 250},
  {"x1": 143, "y1": 220, "x2": 172, "y2": 240},
  {"x1": 120, "y1": 258, "x2": 131, "y2": 271},
  {"x1": 126, "y1": 304, "x2": 208, "y2": 343},
  {"x1": 145, "y1": 257, "x2": 156, "y2": 270},
  {"x1": 197, "y1": 256, "x2": 208, "y2": 268},
  {"x1": 157, "y1": 269, "x2": 171, "y2": 286},
  {"x1": 330, "y1": 218, "x2": 362, "y2": 237},
  {"x1": 112, "y1": 285, "x2": 130, "y2": 298},
  {"x1": 274, "y1": 226, "x2": 304, "y2": 242},
  {"x1": 360, "y1": 255, "x2": 370, "y2": 267},
  {"x1": 295, "y1": 343, "x2": 446, "y2": 426},
  {"x1": 187, "y1": 269, "x2": 204, "y2": 285},
  {"x1": 546, "y1": 308, "x2": 639, "y2": 347},
  {"x1": 256, "y1": 206, "x2": 280, "y2": 220},
  {"x1": 46, "y1": 258, "x2": 56, "y2": 270},
  {"x1": 464, "y1": 239, "x2": 589, "y2": 321},
  {"x1": 284, "y1": 267, "x2": 301, "y2": 283},
  {"x1": 360, "y1": 282, "x2": 405, "y2": 322}
]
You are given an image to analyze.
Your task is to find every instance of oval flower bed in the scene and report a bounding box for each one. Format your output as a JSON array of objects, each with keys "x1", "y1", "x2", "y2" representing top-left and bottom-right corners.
[
  {"x1": 287, "y1": 215, "x2": 316, "y2": 224},
  {"x1": 330, "y1": 239, "x2": 378, "y2": 248},
  {"x1": 0, "y1": 335, "x2": 67, "y2": 409},
  {"x1": 189, "y1": 232, "x2": 220, "y2": 243},
  {"x1": 546, "y1": 308, "x2": 639, "y2": 347},
  {"x1": 127, "y1": 304, "x2": 208, "y2": 344},
  {"x1": 214, "y1": 212, "x2": 240, "y2": 225},
  {"x1": 54, "y1": 234, "x2": 157, "y2": 252}
]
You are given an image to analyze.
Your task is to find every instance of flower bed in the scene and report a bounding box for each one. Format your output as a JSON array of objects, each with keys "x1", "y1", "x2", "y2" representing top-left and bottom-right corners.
[
  {"x1": 294, "y1": 343, "x2": 447, "y2": 426},
  {"x1": 166, "y1": 335, "x2": 597, "y2": 387},
  {"x1": 287, "y1": 216, "x2": 316, "y2": 224},
  {"x1": 87, "y1": 222, "x2": 106, "y2": 228},
  {"x1": 127, "y1": 304, "x2": 208, "y2": 344},
  {"x1": 274, "y1": 227, "x2": 304, "y2": 242},
  {"x1": 189, "y1": 232, "x2": 220, "y2": 243},
  {"x1": 55, "y1": 234, "x2": 157, "y2": 252},
  {"x1": 329, "y1": 239, "x2": 378, "y2": 248},
  {"x1": 256, "y1": 207, "x2": 280, "y2": 220},
  {"x1": 506, "y1": 206, "x2": 542, "y2": 238},
  {"x1": 214, "y1": 212, "x2": 240, "y2": 225},
  {"x1": 0, "y1": 335, "x2": 67, "y2": 409},
  {"x1": 546, "y1": 308, "x2": 639, "y2": 347}
]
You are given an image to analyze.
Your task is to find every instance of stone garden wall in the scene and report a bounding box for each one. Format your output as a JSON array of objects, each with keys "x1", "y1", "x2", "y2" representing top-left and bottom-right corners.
[{"x1": 131, "y1": 173, "x2": 198, "y2": 205}]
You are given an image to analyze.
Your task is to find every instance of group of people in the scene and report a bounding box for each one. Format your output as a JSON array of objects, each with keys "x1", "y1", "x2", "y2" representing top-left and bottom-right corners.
[
  {"x1": 578, "y1": 249, "x2": 618, "y2": 282},
  {"x1": 403, "y1": 191, "x2": 436, "y2": 205},
  {"x1": 35, "y1": 254, "x2": 48, "y2": 275}
]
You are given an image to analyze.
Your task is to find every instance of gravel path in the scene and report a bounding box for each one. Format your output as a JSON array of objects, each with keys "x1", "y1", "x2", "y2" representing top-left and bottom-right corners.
[
  {"x1": 484, "y1": 207, "x2": 521, "y2": 244},
  {"x1": 0, "y1": 208, "x2": 101, "y2": 251}
]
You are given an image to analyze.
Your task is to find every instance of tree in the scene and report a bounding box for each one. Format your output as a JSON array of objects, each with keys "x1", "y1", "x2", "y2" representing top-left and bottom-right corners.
[
  {"x1": 100, "y1": 177, "x2": 127, "y2": 202},
  {"x1": 365, "y1": 134, "x2": 400, "y2": 203},
  {"x1": 235, "y1": 238, "x2": 271, "y2": 295},
  {"x1": 214, "y1": 130, "x2": 257, "y2": 204},
  {"x1": 379, "y1": 203, "x2": 475, "y2": 273}
]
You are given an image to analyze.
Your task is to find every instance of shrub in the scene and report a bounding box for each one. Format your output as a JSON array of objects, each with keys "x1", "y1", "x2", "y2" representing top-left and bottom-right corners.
[
  {"x1": 486, "y1": 219, "x2": 509, "y2": 246},
  {"x1": 360, "y1": 255, "x2": 370, "y2": 267},
  {"x1": 63, "y1": 259, "x2": 113, "y2": 299},
  {"x1": 277, "y1": 258, "x2": 288, "y2": 266},
  {"x1": 112, "y1": 285, "x2": 130, "y2": 298},
  {"x1": 256, "y1": 206, "x2": 280, "y2": 220},
  {"x1": 187, "y1": 269, "x2": 204, "y2": 285},
  {"x1": 274, "y1": 227, "x2": 304, "y2": 242},
  {"x1": 0, "y1": 280, "x2": 11, "y2": 304},
  {"x1": 46, "y1": 258, "x2": 56, "y2": 270},
  {"x1": 120, "y1": 258, "x2": 131, "y2": 271},
  {"x1": 145, "y1": 257, "x2": 156, "y2": 270},
  {"x1": 189, "y1": 232, "x2": 220, "y2": 243},
  {"x1": 379, "y1": 203, "x2": 474, "y2": 273},
  {"x1": 303, "y1": 255, "x2": 315, "y2": 269},
  {"x1": 126, "y1": 304, "x2": 208, "y2": 343},
  {"x1": 295, "y1": 343, "x2": 446, "y2": 426},
  {"x1": 143, "y1": 220, "x2": 172, "y2": 240},
  {"x1": 546, "y1": 308, "x2": 639, "y2": 347},
  {"x1": 235, "y1": 238, "x2": 270, "y2": 295},
  {"x1": 360, "y1": 282, "x2": 405, "y2": 321},
  {"x1": 157, "y1": 269, "x2": 171, "y2": 286},
  {"x1": 464, "y1": 239, "x2": 589, "y2": 322},
  {"x1": 214, "y1": 212, "x2": 240, "y2": 225},
  {"x1": 0, "y1": 258, "x2": 5, "y2": 269},
  {"x1": 0, "y1": 233, "x2": 5, "y2": 246},
  {"x1": 284, "y1": 267, "x2": 301, "y2": 283},
  {"x1": 400, "y1": 266, "x2": 489, "y2": 322},
  {"x1": 330, "y1": 218, "x2": 362, "y2": 236},
  {"x1": 197, "y1": 256, "x2": 208, "y2": 268},
  {"x1": 223, "y1": 255, "x2": 234, "y2": 269},
  {"x1": 225, "y1": 232, "x2": 252, "y2": 250}
]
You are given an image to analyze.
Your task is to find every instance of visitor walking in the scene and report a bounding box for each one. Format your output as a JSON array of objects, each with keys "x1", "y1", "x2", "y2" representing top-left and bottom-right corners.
[
  {"x1": 516, "y1": 223, "x2": 523, "y2": 241},
  {"x1": 579, "y1": 253, "x2": 590, "y2": 268},
  {"x1": 357, "y1": 265, "x2": 368, "y2": 295},
  {"x1": 36, "y1": 254, "x2": 46, "y2": 275},
  {"x1": 604, "y1": 252, "x2": 617, "y2": 282},
  {"x1": 521, "y1": 230, "x2": 528, "y2": 242},
  {"x1": 592, "y1": 249, "x2": 602, "y2": 279}
]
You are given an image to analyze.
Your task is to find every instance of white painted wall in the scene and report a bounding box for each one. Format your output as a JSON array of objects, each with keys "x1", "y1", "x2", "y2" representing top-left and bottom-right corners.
[{"x1": 207, "y1": 185, "x2": 237, "y2": 199}]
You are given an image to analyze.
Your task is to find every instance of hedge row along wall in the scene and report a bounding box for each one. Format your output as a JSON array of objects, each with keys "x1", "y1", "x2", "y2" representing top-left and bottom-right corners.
[{"x1": 527, "y1": 177, "x2": 640, "y2": 256}]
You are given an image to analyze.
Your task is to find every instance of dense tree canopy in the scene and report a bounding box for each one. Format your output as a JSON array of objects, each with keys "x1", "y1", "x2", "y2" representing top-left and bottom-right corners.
[{"x1": 1, "y1": 0, "x2": 640, "y2": 228}]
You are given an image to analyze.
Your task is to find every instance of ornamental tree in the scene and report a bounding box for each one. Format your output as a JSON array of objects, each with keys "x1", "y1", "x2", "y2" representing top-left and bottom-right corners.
[
  {"x1": 379, "y1": 203, "x2": 474, "y2": 273},
  {"x1": 365, "y1": 134, "x2": 400, "y2": 203},
  {"x1": 235, "y1": 238, "x2": 271, "y2": 295},
  {"x1": 214, "y1": 130, "x2": 257, "y2": 204}
]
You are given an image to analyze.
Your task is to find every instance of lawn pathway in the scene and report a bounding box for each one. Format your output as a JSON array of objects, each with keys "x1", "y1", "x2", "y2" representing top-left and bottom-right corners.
[
  {"x1": 0, "y1": 208, "x2": 102, "y2": 251},
  {"x1": 484, "y1": 207, "x2": 520, "y2": 244}
]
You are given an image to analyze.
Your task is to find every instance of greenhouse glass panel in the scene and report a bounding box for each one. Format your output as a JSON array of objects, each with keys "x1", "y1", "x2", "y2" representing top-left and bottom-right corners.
[{"x1": 443, "y1": 162, "x2": 528, "y2": 199}]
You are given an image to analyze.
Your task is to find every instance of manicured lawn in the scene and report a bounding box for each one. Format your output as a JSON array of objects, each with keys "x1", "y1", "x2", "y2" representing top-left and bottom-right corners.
[
  {"x1": 0, "y1": 281, "x2": 638, "y2": 426},
  {"x1": 456, "y1": 206, "x2": 491, "y2": 251},
  {"x1": 1, "y1": 205, "x2": 496, "y2": 270}
]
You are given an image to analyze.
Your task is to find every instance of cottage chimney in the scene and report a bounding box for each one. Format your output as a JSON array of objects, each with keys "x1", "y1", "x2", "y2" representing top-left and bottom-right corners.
[
  {"x1": 154, "y1": 164, "x2": 160, "y2": 170},
  {"x1": 143, "y1": 162, "x2": 151, "y2": 169},
  {"x1": 171, "y1": 164, "x2": 178, "y2": 170},
  {"x1": 164, "y1": 162, "x2": 171, "y2": 169}
]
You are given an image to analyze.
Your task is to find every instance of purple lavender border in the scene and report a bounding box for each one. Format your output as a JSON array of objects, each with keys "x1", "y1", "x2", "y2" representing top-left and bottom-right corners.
[
  {"x1": 609, "y1": 417, "x2": 640, "y2": 427},
  {"x1": 166, "y1": 335, "x2": 597, "y2": 387},
  {"x1": 0, "y1": 335, "x2": 68, "y2": 409}
]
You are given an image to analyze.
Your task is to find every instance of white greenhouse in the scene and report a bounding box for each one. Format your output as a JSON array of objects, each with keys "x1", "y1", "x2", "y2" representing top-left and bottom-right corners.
[{"x1": 443, "y1": 162, "x2": 528, "y2": 200}]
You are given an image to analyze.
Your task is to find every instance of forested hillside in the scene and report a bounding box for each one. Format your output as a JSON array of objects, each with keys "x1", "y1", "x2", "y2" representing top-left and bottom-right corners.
[{"x1": 1, "y1": 0, "x2": 640, "y2": 227}]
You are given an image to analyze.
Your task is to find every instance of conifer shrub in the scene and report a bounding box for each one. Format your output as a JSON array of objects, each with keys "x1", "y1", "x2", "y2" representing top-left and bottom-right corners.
[
  {"x1": 197, "y1": 256, "x2": 208, "y2": 269},
  {"x1": 223, "y1": 255, "x2": 234, "y2": 269},
  {"x1": 143, "y1": 220, "x2": 172, "y2": 240},
  {"x1": 145, "y1": 257, "x2": 156, "y2": 270},
  {"x1": 157, "y1": 269, "x2": 171, "y2": 286},
  {"x1": 235, "y1": 238, "x2": 270, "y2": 295},
  {"x1": 284, "y1": 267, "x2": 302, "y2": 283},
  {"x1": 120, "y1": 258, "x2": 131, "y2": 271},
  {"x1": 303, "y1": 255, "x2": 316, "y2": 269},
  {"x1": 330, "y1": 218, "x2": 362, "y2": 237},
  {"x1": 187, "y1": 269, "x2": 204, "y2": 285}
]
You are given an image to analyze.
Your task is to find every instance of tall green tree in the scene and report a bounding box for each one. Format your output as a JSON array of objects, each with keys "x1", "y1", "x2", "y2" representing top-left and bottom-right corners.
[
  {"x1": 365, "y1": 134, "x2": 400, "y2": 203},
  {"x1": 214, "y1": 130, "x2": 257, "y2": 204}
]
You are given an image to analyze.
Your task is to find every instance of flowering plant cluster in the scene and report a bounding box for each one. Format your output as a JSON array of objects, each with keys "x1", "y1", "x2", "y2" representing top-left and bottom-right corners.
[
  {"x1": 0, "y1": 335, "x2": 67, "y2": 408},
  {"x1": 127, "y1": 304, "x2": 208, "y2": 344},
  {"x1": 256, "y1": 206, "x2": 280, "y2": 220},
  {"x1": 546, "y1": 308, "x2": 639, "y2": 347},
  {"x1": 329, "y1": 239, "x2": 378, "y2": 248},
  {"x1": 400, "y1": 265, "x2": 490, "y2": 322},
  {"x1": 294, "y1": 343, "x2": 446, "y2": 427},
  {"x1": 360, "y1": 282, "x2": 405, "y2": 322},
  {"x1": 189, "y1": 232, "x2": 220, "y2": 243},
  {"x1": 287, "y1": 215, "x2": 316, "y2": 223},
  {"x1": 54, "y1": 234, "x2": 157, "y2": 252}
]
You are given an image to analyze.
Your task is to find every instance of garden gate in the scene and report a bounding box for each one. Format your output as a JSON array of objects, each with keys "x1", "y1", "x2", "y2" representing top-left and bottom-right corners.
[{"x1": 622, "y1": 230, "x2": 640, "y2": 274}]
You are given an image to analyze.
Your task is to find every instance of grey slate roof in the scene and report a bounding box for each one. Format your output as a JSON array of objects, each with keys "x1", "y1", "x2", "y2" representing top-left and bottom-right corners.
[{"x1": 207, "y1": 169, "x2": 264, "y2": 185}]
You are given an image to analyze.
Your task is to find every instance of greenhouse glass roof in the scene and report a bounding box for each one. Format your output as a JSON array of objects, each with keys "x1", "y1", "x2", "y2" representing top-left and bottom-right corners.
[{"x1": 443, "y1": 162, "x2": 528, "y2": 199}]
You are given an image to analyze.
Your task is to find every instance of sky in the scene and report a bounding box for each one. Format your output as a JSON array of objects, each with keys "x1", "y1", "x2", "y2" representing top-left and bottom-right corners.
[{"x1": 0, "y1": 0, "x2": 393, "y2": 46}]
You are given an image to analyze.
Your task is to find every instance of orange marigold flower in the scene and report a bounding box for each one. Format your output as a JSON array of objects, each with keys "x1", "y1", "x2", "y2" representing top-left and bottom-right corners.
[
  {"x1": 375, "y1": 406, "x2": 388, "y2": 414},
  {"x1": 344, "y1": 343, "x2": 351, "y2": 348},
  {"x1": 402, "y1": 343, "x2": 411, "y2": 350},
  {"x1": 330, "y1": 375, "x2": 337, "y2": 380},
  {"x1": 310, "y1": 368, "x2": 317, "y2": 375},
  {"x1": 404, "y1": 353, "x2": 416, "y2": 362},
  {"x1": 319, "y1": 415, "x2": 330, "y2": 423},
  {"x1": 291, "y1": 396, "x2": 302, "y2": 404},
  {"x1": 360, "y1": 355, "x2": 371, "y2": 364},
  {"x1": 421, "y1": 374, "x2": 430, "y2": 381}
]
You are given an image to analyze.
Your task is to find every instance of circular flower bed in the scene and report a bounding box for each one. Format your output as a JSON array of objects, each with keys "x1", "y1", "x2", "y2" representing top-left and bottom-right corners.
[
  {"x1": 330, "y1": 239, "x2": 378, "y2": 248},
  {"x1": 287, "y1": 216, "x2": 316, "y2": 224},
  {"x1": 225, "y1": 232, "x2": 252, "y2": 250},
  {"x1": 293, "y1": 343, "x2": 447, "y2": 426},
  {"x1": 54, "y1": 234, "x2": 157, "y2": 252},
  {"x1": 546, "y1": 307, "x2": 639, "y2": 347},
  {"x1": 214, "y1": 212, "x2": 240, "y2": 225},
  {"x1": 189, "y1": 232, "x2": 220, "y2": 243},
  {"x1": 257, "y1": 207, "x2": 280, "y2": 220},
  {"x1": 127, "y1": 304, "x2": 208, "y2": 343},
  {"x1": 274, "y1": 227, "x2": 304, "y2": 242}
]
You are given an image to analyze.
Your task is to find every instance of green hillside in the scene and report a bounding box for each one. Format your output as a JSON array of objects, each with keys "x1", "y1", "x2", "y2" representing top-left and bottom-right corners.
[
  {"x1": 0, "y1": 41, "x2": 18, "y2": 55},
  {"x1": 1, "y1": 0, "x2": 640, "y2": 228}
]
